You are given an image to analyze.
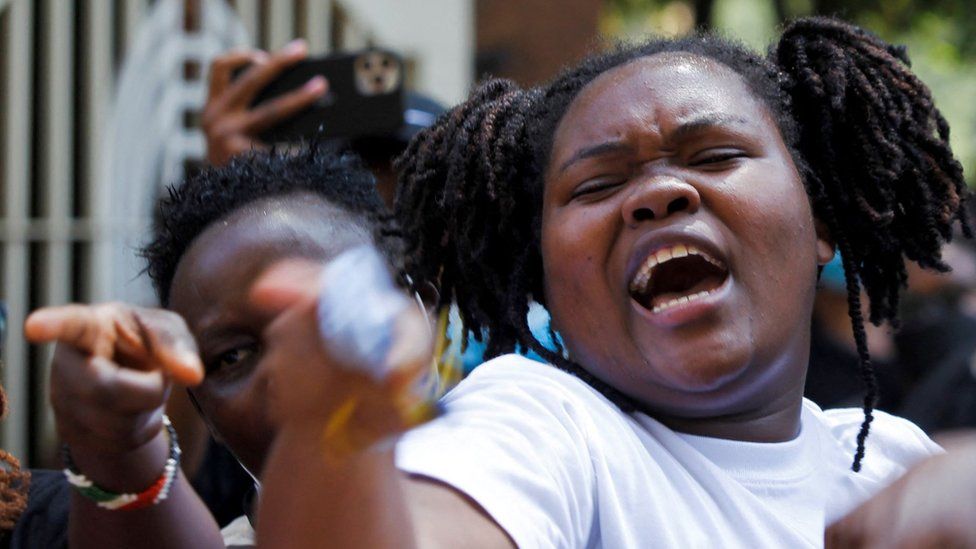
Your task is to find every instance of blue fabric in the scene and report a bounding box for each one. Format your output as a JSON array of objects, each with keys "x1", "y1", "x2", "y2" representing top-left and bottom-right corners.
[
  {"x1": 820, "y1": 254, "x2": 846, "y2": 292},
  {"x1": 452, "y1": 303, "x2": 560, "y2": 373}
]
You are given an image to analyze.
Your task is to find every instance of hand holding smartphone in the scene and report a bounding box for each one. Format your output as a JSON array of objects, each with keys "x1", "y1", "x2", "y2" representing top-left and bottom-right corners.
[
  {"x1": 202, "y1": 42, "x2": 406, "y2": 165},
  {"x1": 243, "y1": 49, "x2": 406, "y2": 143}
]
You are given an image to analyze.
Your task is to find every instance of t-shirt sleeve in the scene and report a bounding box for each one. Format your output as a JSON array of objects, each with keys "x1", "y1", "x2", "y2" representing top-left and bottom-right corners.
[
  {"x1": 395, "y1": 357, "x2": 596, "y2": 548},
  {"x1": 825, "y1": 407, "x2": 943, "y2": 469}
]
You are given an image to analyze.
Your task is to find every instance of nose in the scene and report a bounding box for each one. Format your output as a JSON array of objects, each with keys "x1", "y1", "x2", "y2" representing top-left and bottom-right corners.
[{"x1": 621, "y1": 175, "x2": 701, "y2": 227}]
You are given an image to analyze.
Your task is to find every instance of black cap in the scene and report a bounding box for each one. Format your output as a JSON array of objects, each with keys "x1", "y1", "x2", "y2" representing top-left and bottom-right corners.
[
  {"x1": 396, "y1": 91, "x2": 446, "y2": 143},
  {"x1": 342, "y1": 91, "x2": 446, "y2": 165}
]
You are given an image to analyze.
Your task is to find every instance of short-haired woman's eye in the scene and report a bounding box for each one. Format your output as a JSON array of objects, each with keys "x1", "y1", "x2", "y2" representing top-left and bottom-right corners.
[{"x1": 207, "y1": 344, "x2": 259, "y2": 375}]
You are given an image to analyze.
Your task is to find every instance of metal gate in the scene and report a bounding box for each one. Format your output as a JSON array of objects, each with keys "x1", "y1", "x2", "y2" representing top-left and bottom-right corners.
[{"x1": 0, "y1": 0, "x2": 472, "y2": 465}]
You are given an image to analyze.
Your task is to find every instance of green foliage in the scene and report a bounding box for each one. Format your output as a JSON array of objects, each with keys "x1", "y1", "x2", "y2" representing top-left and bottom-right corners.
[{"x1": 601, "y1": 0, "x2": 976, "y2": 182}]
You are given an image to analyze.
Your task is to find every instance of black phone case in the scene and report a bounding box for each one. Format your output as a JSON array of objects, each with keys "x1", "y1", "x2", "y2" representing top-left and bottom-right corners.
[{"x1": 250, "y1": 50, "x2": 405, "y2": 143}]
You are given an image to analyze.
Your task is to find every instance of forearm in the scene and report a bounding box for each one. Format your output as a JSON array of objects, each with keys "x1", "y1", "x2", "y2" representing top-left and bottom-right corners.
[
  {"x1": 68, "y1": 432, "x2": 225, "y2": 549},
  {"x1": 257, "y1": 423, "x2": 416, "y2": 549}
]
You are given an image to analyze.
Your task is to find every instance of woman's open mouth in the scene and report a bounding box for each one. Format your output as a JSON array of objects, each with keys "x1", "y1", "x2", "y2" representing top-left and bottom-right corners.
[{"x1": 629, "y1": 243, "x2": 730, "y2": 314}]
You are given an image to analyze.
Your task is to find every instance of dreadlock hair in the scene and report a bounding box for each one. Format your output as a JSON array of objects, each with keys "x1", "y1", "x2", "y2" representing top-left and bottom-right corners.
[
  {"x1": 143, "y1": 143, "x2": 402, "y2": 306},
  {"x1": 395, "y1": 16, "x2": 971, "y2": 472},
  {"x1": 0, "y1": 385, "x2": 29, "y2": 533}
]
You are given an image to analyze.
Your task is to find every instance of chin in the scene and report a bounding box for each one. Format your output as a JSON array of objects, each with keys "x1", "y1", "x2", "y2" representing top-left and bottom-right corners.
[{"x1": 631, "y1": 336, "x2": 755, "y2": 398}]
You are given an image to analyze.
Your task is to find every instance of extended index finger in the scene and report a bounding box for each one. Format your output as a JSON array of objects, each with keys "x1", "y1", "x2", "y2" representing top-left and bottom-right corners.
[
  {"x1": 25, "y1": 305, "x2": 116, "y2": 357},
  {"x1": 27, "y1": 304, "x2": 204, "y2": 386}
]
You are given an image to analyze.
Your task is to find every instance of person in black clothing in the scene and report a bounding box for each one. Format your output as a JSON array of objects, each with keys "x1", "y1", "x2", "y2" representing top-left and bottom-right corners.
[
  {"x1": 2, "y1": 470, "x2": 68, "y2": 549},
  {"x1": 806, "y1": 241, "x2": 976, "y2": 435},
  {"x1": 0, "y1": 304, "x2": 65, "y2": 549}
]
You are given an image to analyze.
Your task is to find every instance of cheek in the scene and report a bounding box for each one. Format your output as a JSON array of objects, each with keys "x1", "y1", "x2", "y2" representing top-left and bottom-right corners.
[
  {"x1": 762, "y1": 187, "x2": 816, "y2": 264},
  {"x1": 724, "y1": 172, "x2": 819, "y2": 306},
  {"x1": 192, "y1": 378, "x2": 274, "y2": 463},
  {"x1": 541, "y1": 202, "x2": 620, "y2": 339},
  {"x1": 724, "y1": 160, "x2": 816, "y2": 259},
  {"x1": 191, "y1": 385, "x2": 241, "y2": 441}
]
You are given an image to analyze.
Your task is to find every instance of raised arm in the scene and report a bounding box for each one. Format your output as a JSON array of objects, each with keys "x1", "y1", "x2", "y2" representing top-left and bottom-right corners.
[
  {"x1": 249, "y1": 261, "x2": 515, "y2": 549},
  {"x1": 202, "y1": 41, "x2": 327, "y2": 166},
  {"x1": 25, "y1": 303, "x2": 225, "y2": 549}
]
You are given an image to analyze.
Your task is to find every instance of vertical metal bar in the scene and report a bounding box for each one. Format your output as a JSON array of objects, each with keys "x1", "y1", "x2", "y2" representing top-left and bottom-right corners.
[
  {"x1": 119, "y1": 0, "x2": 146, "y2": 54},
  {"x1": 337, "y1": 4, "x2": 367, "y2": 51},
  {"x1": 82, "y1": 2, "x2": 113, "y2": 300},
  {"x1": 121, "y1": 0, "x2": 148, "y2": 55},
  {"x1": 267, "y1": 0, "x2": 295, "y2": 50},
  {"x1": 39, "y1": 0, "x2": 75, "y2": 304},
  {"x1": 235, "y1": 0, "x2": 259, "y2": 47},
  {"x1": 36, "y1": 0, "x2": 76, "y2": 462},
  {"x1": 0, "y1": 0, "x2": 34, "y2": 459},
  {"x1": 303, "y1": 0, "x2": 331, "y2": 53}
]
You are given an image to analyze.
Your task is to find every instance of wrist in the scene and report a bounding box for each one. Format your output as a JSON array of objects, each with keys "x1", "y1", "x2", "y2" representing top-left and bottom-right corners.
[{"x1": 66, "y1": 427, "x2": 170, "y2": 495}]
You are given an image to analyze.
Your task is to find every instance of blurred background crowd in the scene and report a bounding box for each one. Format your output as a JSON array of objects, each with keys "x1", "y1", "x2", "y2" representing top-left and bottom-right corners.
[{"x1": 0, "y1": 0, "x2": 974, "y2": 473}]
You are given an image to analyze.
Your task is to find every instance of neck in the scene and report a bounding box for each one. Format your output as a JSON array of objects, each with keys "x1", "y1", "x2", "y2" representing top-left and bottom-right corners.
[
  {"x1": 652, "y1": 389, "x2": 805, "y2": 442},
  {"x1": 633, "y1": 351, "x2": 810, "y2": 443}
]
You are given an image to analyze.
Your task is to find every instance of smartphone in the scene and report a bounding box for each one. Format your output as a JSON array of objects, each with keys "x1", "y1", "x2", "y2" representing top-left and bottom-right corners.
[{"x1": 246, "y1": 49, "x2": 405, "y2": 143}]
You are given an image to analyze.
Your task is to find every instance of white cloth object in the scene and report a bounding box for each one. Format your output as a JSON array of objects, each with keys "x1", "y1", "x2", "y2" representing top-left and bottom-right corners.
[
  {"x1": 317, "y1": 246, "x2": 410, "y2": 378},
  {"x1": 396, "y1": 354, "x2": 940, "y2": 548},
  {"x1": 221, "y1": 515, "x2": 255, "y2": 548}
]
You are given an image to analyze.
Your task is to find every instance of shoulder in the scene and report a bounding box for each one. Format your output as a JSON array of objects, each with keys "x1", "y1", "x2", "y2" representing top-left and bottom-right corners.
[
  {"x1": 397, "y1": 354, "x2": 629, "y2": 480},
  {"x1": 435, "y1": 354, "x2": 625, "y2": 431},
  {"x1": 397, "y1": 355, "x2": 617, "y2": 548},
  {"x1": 446, "y1": 353, "x2": 608, "y2": 404},
  {"x1": 398, "y1": 353, "x2": 634, "y2": 489},
  {"x1": 812, "y1": 402, "x2": 941, "y2": 469},
  {"x1": 455, "y1": 353, "x2": 580, "y2": 384}
]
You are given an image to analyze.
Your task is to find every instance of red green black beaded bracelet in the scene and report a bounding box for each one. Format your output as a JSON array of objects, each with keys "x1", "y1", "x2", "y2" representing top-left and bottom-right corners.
[{"x1": 61, "y1": 415, "x2": 181, "y2": 511}]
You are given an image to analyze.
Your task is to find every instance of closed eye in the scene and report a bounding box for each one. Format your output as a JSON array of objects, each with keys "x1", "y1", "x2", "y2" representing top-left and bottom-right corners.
[
  {"x1": 571, "y1": 178, "x2": 625, "y2": 201},
  {"x1": 689, "y1": 150, "x2": 747, "y2": 168}
]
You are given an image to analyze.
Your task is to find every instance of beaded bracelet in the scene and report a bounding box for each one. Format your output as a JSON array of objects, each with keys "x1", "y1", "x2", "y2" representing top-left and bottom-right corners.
[{"x1": 62, "y1": 414, "x2": 181, "y2": 511}]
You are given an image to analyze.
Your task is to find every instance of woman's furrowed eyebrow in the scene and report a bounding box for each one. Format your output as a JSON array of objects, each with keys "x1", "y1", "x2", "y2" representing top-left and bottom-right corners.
[
  {"x1": 556, "y1": 114, "x2": 751, "y2": 175},
  {"x1": 557, "y1": 140, "x2": 634, "y2": 174},
  {"x1": 669, "y1": 113, "x2": 751, "y2": 142}
]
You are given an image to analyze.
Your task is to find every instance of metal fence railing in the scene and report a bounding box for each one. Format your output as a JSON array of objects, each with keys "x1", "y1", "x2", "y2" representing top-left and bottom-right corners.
[{"x1": 0, "y1": 0, "x2": 472, "y2": 466}]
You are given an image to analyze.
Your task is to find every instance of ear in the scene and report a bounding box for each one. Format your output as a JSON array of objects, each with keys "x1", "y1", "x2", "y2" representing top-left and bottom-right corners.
[{"x1": 814, "y1": 218, "x2": 835, "y2": 266}]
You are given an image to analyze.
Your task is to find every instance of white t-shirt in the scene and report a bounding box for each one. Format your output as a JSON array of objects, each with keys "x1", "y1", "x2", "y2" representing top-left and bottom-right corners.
[{"x1": 396, "y1": 354, "x2": 940, "y2": 549}]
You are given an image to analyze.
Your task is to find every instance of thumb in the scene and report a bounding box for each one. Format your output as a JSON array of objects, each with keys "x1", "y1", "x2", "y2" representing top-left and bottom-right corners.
[{"x1": 130, "y1": 308, "x2": 205, "y2": 386}]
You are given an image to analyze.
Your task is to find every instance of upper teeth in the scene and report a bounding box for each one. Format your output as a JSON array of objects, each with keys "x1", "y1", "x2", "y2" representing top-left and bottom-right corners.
[{"x1": 629, "y1": 243, "x2": 724, "y2": 295}]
